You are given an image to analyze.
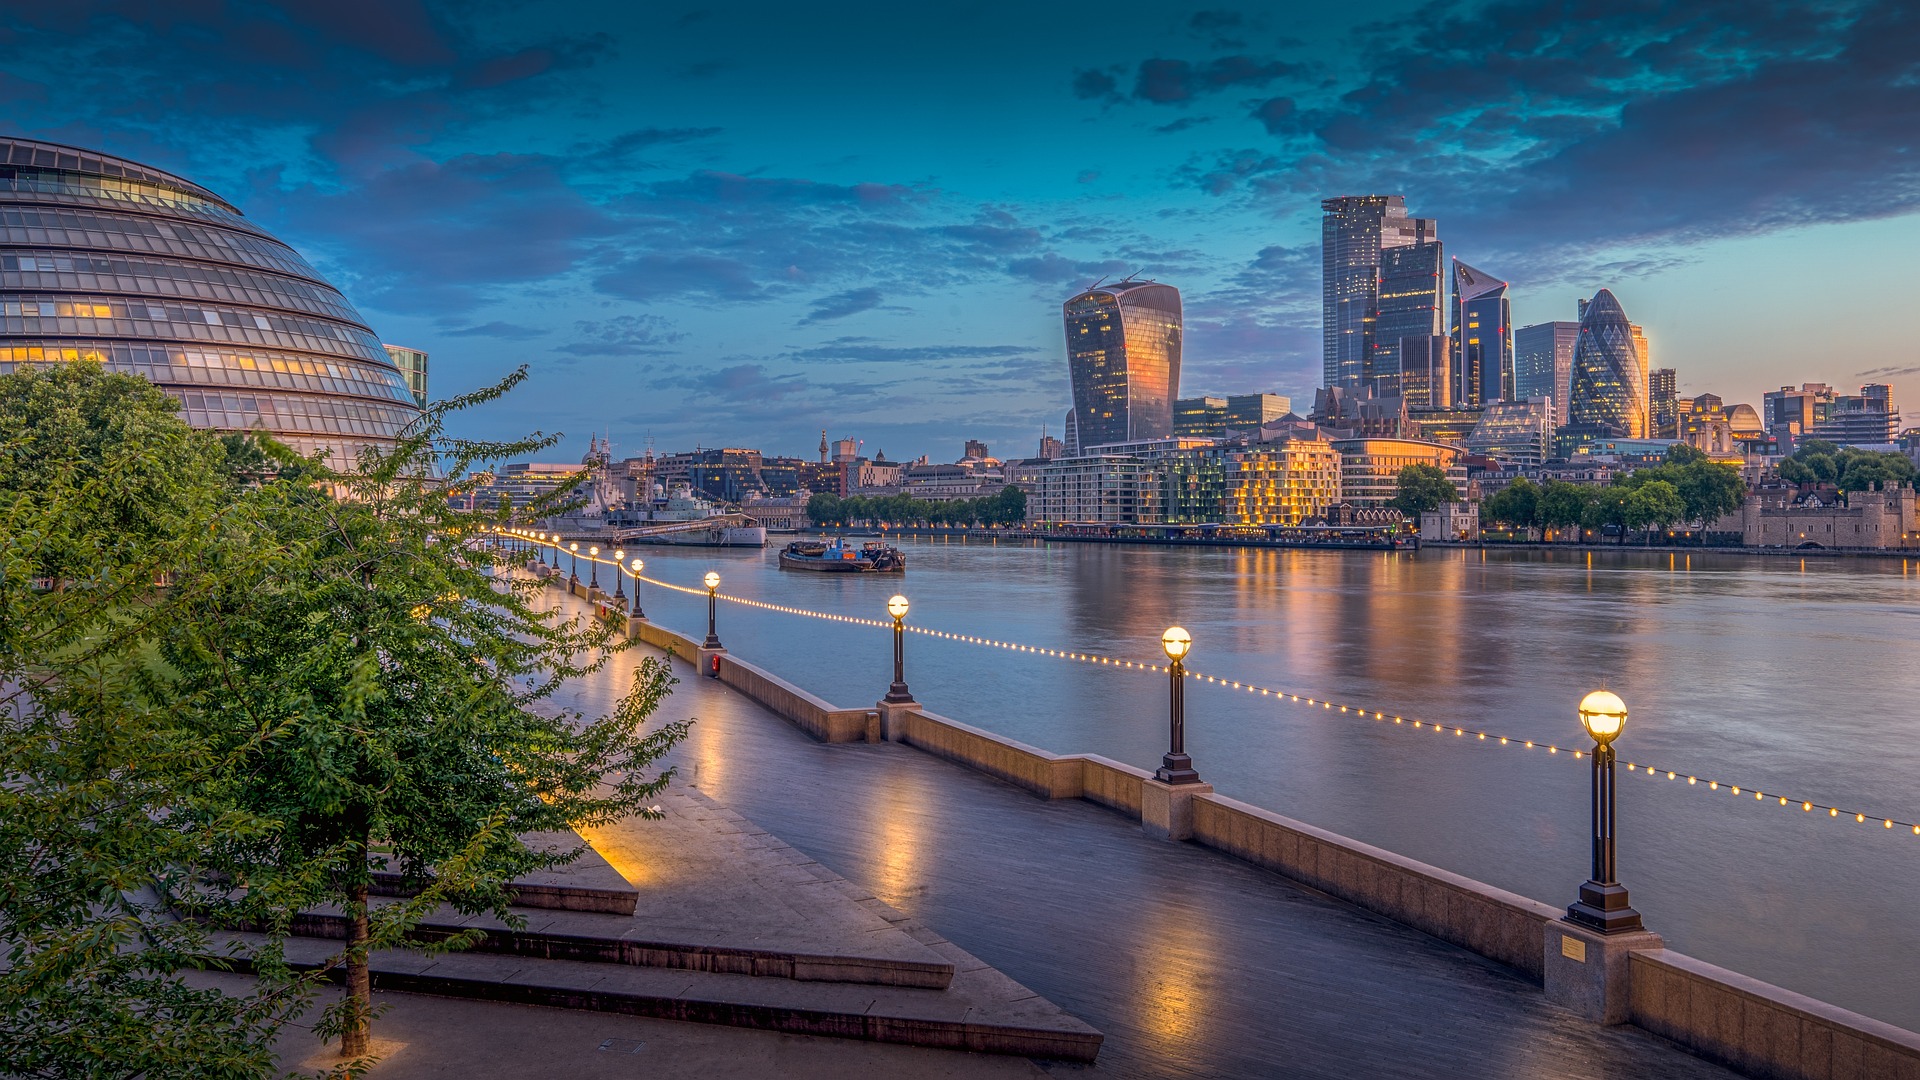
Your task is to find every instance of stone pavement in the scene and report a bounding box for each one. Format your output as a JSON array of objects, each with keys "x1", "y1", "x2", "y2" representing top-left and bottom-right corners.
[{"x1": 539, "y1": 612, "x2": 1741, "y2": 1080}]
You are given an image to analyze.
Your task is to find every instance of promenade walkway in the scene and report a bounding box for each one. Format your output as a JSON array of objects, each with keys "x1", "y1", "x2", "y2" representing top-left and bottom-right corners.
[{"x1": 545, "y1": 617, "x2": 1734, "y2": 1078}]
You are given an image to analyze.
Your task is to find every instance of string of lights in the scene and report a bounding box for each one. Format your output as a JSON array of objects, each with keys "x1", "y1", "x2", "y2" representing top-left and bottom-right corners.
[{"x1": 500, "y1": 534, "x2": 1917, "y2": 836}]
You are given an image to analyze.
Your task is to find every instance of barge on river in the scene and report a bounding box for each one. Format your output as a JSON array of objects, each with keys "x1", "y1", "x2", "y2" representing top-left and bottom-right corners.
[{"x1": 778, "y1": 537, "x2": 906, "y2": 573}]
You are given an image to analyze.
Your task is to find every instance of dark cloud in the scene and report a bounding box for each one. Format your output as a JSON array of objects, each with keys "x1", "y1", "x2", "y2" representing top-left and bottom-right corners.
[
  {"x1": 443, "y1": 321, "x2": 547, "y2": 340},
  {"x1": 594, "y1": 253, "x2": 767, "y2": 302},
  {"x1": 787, "y1": 339, "x2": 1037, "y2": 365},
  {"x1": 1858, "y1": 365, "x2": 1920, "y2": 380},
  {"x1": 1155, "y1": 117, "x2": 1212, "y2": 135},
  {"x1": 799, "y1": 287, "x2": 884, "y2": 324},
  {"x1": 565, "y1": 315, "x2": 687, "y2": 355},
  {"x1": 1072, "y1": 68, "x2": 1121, "y2": 101},
  {"x1": 1132, "y1": 55, "x2": 1300, "y2": 104}
]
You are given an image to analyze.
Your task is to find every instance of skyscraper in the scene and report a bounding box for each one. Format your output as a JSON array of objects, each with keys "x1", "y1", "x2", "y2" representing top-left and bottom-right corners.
[
  {"x1": 1648, "y1": 368, "x2": 1678, "y2": 438},
  {"x1": 1321, "y1": 196, "x2": 1436, "y2": 391},
  {"x1": 1064, "y1": 280, "x2": 1183, "y2": 449},
  {"x1": 1568, "y1": 289, "x2": 1647, "y2": 439},
  {"x1": 1513, "y1": 322, "x2": 1578, "y2": 426},
  {"x1": 384, "y1": 344, "x2": 429, "y2": 407},
  {"x1": 1451, "y1": 260, "x2": 1512, "y2": 408},
  {"x1": 1397, "y1": 335, "x2": 1451, "y2": 409},
  {"x1": 1373, "y1": 240, "x2": 1445, "y2": 397}
]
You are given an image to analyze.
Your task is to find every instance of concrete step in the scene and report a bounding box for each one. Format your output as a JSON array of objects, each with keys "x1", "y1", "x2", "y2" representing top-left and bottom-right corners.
[
  {"x1": 287, "y1": 898, "x2": 955, "y2": 989},
  {"x1": 222, "y1": 931, "x2": 1101, "y2": 1062},
  {"x1": 368, "y1": 830, "x2": 640, "y2": 915}
]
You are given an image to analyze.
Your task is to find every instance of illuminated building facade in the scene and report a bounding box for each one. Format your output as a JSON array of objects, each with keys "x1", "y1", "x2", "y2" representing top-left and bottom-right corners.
[
  {"x1": 0, "y1": 138, "x2": 420, "y2": 468},
  {"x1": 1465, "y1": 397, "x2": 1555, "y2": 466},
  {"x1": 1648, "y1": 367, "x2": 1678, "y2": 438},
  {"x1": 1568, "y1": 289, "x2": 1647, "y2": 439},
  {"x1": 1329, "y1": 437, "x2": 1466, "y2": 506},
  {"x1": 1450, "y1": 259, "x2": 1511, "y2": 408},
  {"x1": 1373, "y1": 240, "x2": 1445, "y2": 397},
  {"x1": 1514, "y1": 322, "x2": 1578, "y2": 426},
  {"x1": 1322, "y1": 196, "x2": 1436, "y2": 391},
  {"x1": 1397, "y1": 335, "x2": 1451, "y2": 409},
  {"x1": 1064, "y1": 280, "x2": 1183, "y2": 448},
  {"x1": 1164, "y1": 434, "x2": 1341, "y2": 525},
  {"x1": 384, "y1": 344, "x2": 428, "y2": 407}
]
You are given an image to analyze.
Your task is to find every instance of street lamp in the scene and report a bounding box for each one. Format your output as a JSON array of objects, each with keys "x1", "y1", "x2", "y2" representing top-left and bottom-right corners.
[
  {"x1": 702, "y1": 570, "x2": 722, "y2": 648},
  {"x1": 612, "y1": 549, "x2": 627, "y2": 606},
  {"x1": 588, "y1": 545, "x2": 600, "y2": 590},
  {"x1": 1155, "y1": 627, "x2": 1200, "y2": 784},
  {"x1": 884, "y1": 594, "x2": 912, "y2": 703},
  {"x1": 568, "y1": 542, "x2": 579, "y2": 582},
  {"x1": 629, "y1": 557, "x2": 646, "y2": 619},
  {"x1": 1566, "y1": 690, "x2": 1643, "y2": 933}
]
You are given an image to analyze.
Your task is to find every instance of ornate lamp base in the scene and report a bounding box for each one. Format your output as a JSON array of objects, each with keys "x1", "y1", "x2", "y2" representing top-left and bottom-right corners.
[{"x1": 1566, "y1": 880, "x2": 1643, "y2": 933}]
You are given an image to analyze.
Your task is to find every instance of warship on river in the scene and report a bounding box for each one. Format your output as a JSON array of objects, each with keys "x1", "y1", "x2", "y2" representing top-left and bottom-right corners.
[{"x1": 778, "y1": 537, "x2": 906, "y2": 573}]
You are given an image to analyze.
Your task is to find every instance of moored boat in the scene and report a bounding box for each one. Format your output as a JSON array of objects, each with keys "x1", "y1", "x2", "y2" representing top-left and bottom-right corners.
[{"x1": 778, "y1": 537, "x2": 906, "y2": 573}]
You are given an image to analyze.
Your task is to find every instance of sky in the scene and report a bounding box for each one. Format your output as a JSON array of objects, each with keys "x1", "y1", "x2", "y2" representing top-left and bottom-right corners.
[{"x1": 4, "y1": 0, "x2": 1919, "y2": 463}]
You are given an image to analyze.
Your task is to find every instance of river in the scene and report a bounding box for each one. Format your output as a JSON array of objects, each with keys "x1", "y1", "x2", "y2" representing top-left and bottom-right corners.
[{"x1": 556, "y1": 536, "x2": 1920, "y2": 1031}]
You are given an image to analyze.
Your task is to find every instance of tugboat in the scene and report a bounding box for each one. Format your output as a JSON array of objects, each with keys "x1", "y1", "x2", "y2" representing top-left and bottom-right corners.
[{"x1": 778, "y1": 537, "x2": 906, "y2": 573}]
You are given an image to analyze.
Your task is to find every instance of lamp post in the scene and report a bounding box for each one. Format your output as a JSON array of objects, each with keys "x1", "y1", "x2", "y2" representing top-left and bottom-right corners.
[
  {"x1": 612, "y1": 549, "x2": 627, "y2": 607},
  {"x1": 1155, "y1": 627, "x2": 1200, "y2": 784},
  {"x1": 884, "y1": 594, "x2": 912, "y2": 703},
  {"x1": 568, "y1": 542, "x2": 579, "y2": 583},
  {"x1": 629, "y1": 557, "x2": 645, "y2": 619},
  {"x1": 1566, "y1": 690, "x2": 1642, "y2": 933},
  {"x1": 588, "y1": 546, "x2": 600, "y2": 590},
  {"x1": 702, "y1": 570, "x2": 722, "y2": 648}
]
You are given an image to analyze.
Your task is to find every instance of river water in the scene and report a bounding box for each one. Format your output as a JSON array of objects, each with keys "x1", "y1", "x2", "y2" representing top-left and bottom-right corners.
[{"x1": 564, "y1": 536, "x2": 1920, "y2": 1031}]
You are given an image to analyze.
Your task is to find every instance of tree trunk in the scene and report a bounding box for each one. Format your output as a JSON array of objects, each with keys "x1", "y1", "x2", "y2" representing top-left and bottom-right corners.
[{"x1": 341, "y1": 876, "x2": 372, "y2": 1060}]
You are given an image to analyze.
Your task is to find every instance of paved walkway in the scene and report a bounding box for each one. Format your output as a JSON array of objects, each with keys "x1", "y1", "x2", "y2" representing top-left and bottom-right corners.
[{"x1": 548, "y1": 626, "x2": 1737, "y2": 1079}]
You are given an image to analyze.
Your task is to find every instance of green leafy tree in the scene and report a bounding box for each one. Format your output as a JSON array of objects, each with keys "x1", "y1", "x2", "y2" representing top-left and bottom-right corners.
[
  {"x1": 160, "y1": 372, "x2": 689, "y2": 1062},
  {"x1": 1538, "y1": 480, "x2": 1592, "y2": 540},
  {"x1": 806, "y1": 491, "x2": 842, "y2": 524},
  {"x1": 1388, "y1": 463, "x2": 1456, "y2": 516},
  {"x1": 1663, "y1": 443, "x2": 1708, "y2": 466},
  {"x1": 1481, "y1": 478, "x2": 1540, "y2": 531},
  {"x1": 1624, "y1": 479, "x2": 1687, "y2": 542},
  {"x1": 1582, "y1": 485, "x2": 1634, "y2": 542}
]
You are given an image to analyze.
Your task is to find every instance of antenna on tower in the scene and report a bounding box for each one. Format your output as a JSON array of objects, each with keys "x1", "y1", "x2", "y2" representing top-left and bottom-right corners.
[{"x1": 1086, "y1": 275, "x2": 1109, "y2": 292}]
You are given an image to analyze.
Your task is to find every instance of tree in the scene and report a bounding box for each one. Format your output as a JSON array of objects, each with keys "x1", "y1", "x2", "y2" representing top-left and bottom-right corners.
[
  {"x1": 1, "y1": 363, "x2": 328, "y2": 1078},
  {"x1": 1663, "y1": 443, "x2": 1708, "y2": 466},
  {"x1": 1582, "y1": 485, "x2": 1634, "y2": 542},
  {"x1": 806, "y1": 491, "x2": 842, "y2": 524},
  {"x1": 1538, "y1": 480, "x2": 1592, "y2": 539},
  {"x1": 1624, "y1": 479, "x2": 1686, "y2": 542},
  {"x1": 1481, "y1": 478, "x2": 1540, "y2": 531},
  {"x1": 1388, "y1": 463, "x2": 1456, "y2": 517},
  {"x1": 160, "y1": 371, "x2": 689, "y2": 1063}
]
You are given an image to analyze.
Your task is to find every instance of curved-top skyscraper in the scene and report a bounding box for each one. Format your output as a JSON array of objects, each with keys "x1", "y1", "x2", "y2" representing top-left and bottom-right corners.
[
  {"x1": 0, "y1": 137, "x2": 419, "y2": 468},
  {"x1": 1063, "y1": 280, "x2": 1182, "y2": 449},
  {"x1": 1568, "y1": 289, "x2": 1647, "y2": 438}
]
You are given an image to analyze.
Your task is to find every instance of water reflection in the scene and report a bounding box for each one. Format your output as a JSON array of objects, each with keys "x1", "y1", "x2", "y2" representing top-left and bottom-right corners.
[{"x1": 566, "y1": 539, "x2": 1920, "y2": 1031}]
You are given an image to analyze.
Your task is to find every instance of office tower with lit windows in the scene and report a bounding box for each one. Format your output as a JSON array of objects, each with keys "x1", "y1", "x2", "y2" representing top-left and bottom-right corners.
[
  {"x1": 1373, "y1": 240, "x2": 1445, "y2": 397},
  {"x1": 1514, "y1": 322, "x2": 1578, "y2": 426},
  {"x1": 1321, "y1": 196, "x2": 1436, "y2": 391},
  {"x1": 1450, "y1": 260, "x2": 1512, "y2": 408},
  {"x1": 1397, "y1": 334, "x2": 1451, "y2": 409},
  {"x1": 1648, "y1": 368, "x2": 1678, "y2": 438},
  {"x1": 0, "y1": 137, "x2": 420, "y2": 468},
  {"x1": 1064, "y1": 280, "x2": 1183, "y2": 449},
  {"x1": 1567, "y1": 289, "x2": 1647, "y2": 439},
  {"x1": 384, "y1": 344, "x2": 428, "y2": 407}
]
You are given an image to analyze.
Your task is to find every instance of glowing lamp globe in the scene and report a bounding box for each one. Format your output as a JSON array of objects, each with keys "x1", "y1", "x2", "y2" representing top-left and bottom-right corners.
[
  {"x1": 589, "y1": 545, "x2": 599, "y2": 557},
  {"x1": 887, "y1": 594, "x2": 909, "y2": 621},
  {"x1": 569, "y1": 542, "x2": 579, "y2": 553},
  {"x1": 704, "y1": 571, "x2": 721, "y2": 590},
  {"x1": 630, "y1": 558, "x2": 643, "y2": 572},
  {"x1": 614, "y1": 549, "x2": 626, "y2": 562},
  {"x1": 1161, "y1": 626, "x2": 1192, "y2": 662},
  {"x1": 1579, "y1": 690, "x2": 1628, "y2": 745}
]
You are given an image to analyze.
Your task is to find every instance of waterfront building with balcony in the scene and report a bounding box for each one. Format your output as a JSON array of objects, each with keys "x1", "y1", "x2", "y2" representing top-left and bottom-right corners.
[{"x1": 1330, "y1": 437, "x2": 1467, "y2": 506}]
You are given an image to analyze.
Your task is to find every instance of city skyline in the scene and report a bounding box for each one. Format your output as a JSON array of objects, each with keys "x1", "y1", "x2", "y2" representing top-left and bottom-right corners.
[{"x1": 3, "y1": 2, "x2": 1918, "y2": 461}]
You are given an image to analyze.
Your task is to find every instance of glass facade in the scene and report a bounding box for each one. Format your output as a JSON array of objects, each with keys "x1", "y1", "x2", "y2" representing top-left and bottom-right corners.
[
  {"x1": 1174, "y1": 395, "x2": 1227, "y2": 438},
  {"x1": 1373, "y1": 240, "x2": 1445, "y2": 397},
  {"x1": 1321, "y1": 196, "x2": 1436, "y2": 391},
  {"x1": 1464, "y1": 397, "x2": 1555, "y2": 466},
  {"x1": 1568, "y1": 289, "x2": 1647, "y2": 439},
  {"x1": 1165, "y1": 439, "x2": 1341, "y2": 525},
  {"x1": 0, "y1": 137, "x2": 419, "y2": 467},
  {"x1": 1648, "y1": 368, "x2": 1678, "y2": 438},
  {"x1": 1330, "y1": 437, "x2": 1466, "y2": 507},
  {"x1": 1064, "y1": 281, "x2": 1182, "y2": 448},
  {"x1": 384, "y1": 344, "x2": 429, "y2": 407},
  {"x1": 1450, "y1": 259, "x2": 1511, "y2": 408},
  {"x1": 1513, "y1": 321, "x2": 1578, "y2": 427}
]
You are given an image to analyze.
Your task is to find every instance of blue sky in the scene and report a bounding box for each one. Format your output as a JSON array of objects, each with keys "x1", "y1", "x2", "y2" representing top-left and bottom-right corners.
[{"x1": 5, "y1": 0, "x2": 1918, "y2": 462}]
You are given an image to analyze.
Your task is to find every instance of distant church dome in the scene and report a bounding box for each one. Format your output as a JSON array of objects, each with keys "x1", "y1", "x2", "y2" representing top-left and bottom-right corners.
[{"x1": 0, "y1": 137, "x2": 419, "y2": 468}]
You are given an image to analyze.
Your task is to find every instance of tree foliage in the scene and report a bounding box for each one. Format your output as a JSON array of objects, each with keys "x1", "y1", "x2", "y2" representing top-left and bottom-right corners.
[
  {"x1": 1777, "y1": 439, "x2": 1916, "y2": 493},
  {"x1": 807, "y1": 485, "x2": 1026, "y2": 526},
  {"x1": 1, "y1": 362, "x2": 689, "y2": 1076},
  {"x1": 1387, "y1": 463, "x2": 1456, "y2": 517}
]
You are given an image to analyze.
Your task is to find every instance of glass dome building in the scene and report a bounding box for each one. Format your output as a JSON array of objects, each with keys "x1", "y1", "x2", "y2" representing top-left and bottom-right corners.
[{"x1": 0, "y1": 137, "x2": 420, "y2": 468}]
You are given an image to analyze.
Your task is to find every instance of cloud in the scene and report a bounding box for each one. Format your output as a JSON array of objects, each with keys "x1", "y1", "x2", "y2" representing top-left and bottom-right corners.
[
  {"x1": 787, "y1": 339, "x2": 1038, "y2": 365},
  {"x1": 1857, "y1": 365, "x2": 1920, "y2": 380},
  {"x1": 565, "y1": 315, "x2": 688, "y2": 356},
  {"x1": 1132, "y1": 56, "x2": 1300, "y2": 104},
  {"x1": 1072, "y1": 68, "x2": 1122, "y2": 101},
  {"x1": 799, "y1": 287, "x2": 884, "y2": 324},
  {"x1": 443, "y1": 321, "x2": 547, "y2": 340}
]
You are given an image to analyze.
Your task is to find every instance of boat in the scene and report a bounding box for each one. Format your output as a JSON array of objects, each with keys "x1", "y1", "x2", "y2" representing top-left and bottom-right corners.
[
  {"x1": 612, "y1": 485, "x2": 767, "y2": 548},
  {"x1": 778, "y1": 537, "x2": 906, "y2": 573}
]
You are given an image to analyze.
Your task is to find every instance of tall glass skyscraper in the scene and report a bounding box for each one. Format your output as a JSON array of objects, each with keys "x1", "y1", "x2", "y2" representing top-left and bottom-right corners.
[
  {"x1": 1064, "y1": 280, "x2": 1182, "y2": 449},
  {"x1": 1568, "y1": 289, "x2": 1647, "y2": 438},
  {"x1": 0, "y1": 137, "x2": 419, "y2": 468},
  {"x1": 1648, "y1": 368, "x2": 1678, "y2": 438},
  {"x1": 1513, "y1": 322, "x2": 1578, "y2": 426},
  {"x1": 1450, "y1": 260, "x2": 1511, "y2": 408},
  {"x1": 1321, "y1": 196, "x2": 1435, "y2": 391},
  {"x1": 1373, "y1": 240, "x2": 1445, "y2": 398},
  {"x1": 383, "y1": 344, "x2": 429, "y2": 408}
]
